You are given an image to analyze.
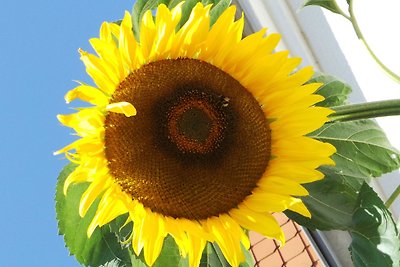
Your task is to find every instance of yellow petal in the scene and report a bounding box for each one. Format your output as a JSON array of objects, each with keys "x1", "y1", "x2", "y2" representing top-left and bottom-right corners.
[
  {"x1": 261, "y1": 83, "x2": 324, "y2": 117},
  {"x1": 65, "y1": 84, "x2": 109, "y2": 105},
  {"x1": 257, "y1": 176, "x2": 309, "y2": 196},
  {"x1": 63, "y1": 170, "x2": 88, "y2": 195},
  {"x1": 79, "y1": 49, "x2": 117, "y2": 94},
  {"x1": 119, "y1": 11, "x2": 141, "y2": 71},
  {"x1": 142, "y1": 212, "x2": 167, "y2": 266},
  {"x1": 150, "y1": 4, "x2": 181, "y2": 60},
  {"x1": 86, "y1": 189, "x2": 128, "y2": 238},
  {"x1": 199, "y1": 5, "x2": 241, "y2": 64},
  {"x1": 172, "y1": 3, "x2": 210, "y2": 58},
  {"x1": 140, "y1": 10, "x2": 157, "y2": 61},
  {"x1": 99, "y1": 21, "x2": 112, "y2": 43},
  {"x1": 271, "y1": 107, "x2": 333, "y2": 138},
  {"x1": 187, "y1": 232, "x2": 206, "y2": 267},
  {"x1": 275, "y1": 57, "x2": 302, "y2": 78},
  {"x1": 245, "y1": 191, "x2": 304, "y2": 214},
  {"x1": 63, "y1": 156, "x2": 107, "y2": 195},
  {"x1": 236, "y1": 51, "x2": 289, "y2": 92},
  {"x1": 165, "y1": 217, "x2": 189, "y2": 257},
  {"x1": 212, "y1": 16, "x2": 244, "y2": 68},
  {"x1": 129, "y1": 202, "x2": 148, "y2": 256},
  {"x1": 289, "y1": 201, "x2": 312, "y2": 218},
  {"x1": 259, "y1": 32, "x2": 281, "y2": 54},
  {"x1": 109, "y1": 22, "x2": 121, "y2": 40},
  {"x1": 54, "y1": 137, "x2": 102, "y2": 156},
  {"x1": 207, "y1": 215, "x2": 245, "y2": 267},
  {"x1": 230, "y1": 205, "x2": 285, "y2": 245},
  {"x1": 89, "y1": 38, "x2": 125, "y2": 81},
  {"x1": 273, "y1": 136, "x2": 336, "y2": 161},
  {"x1": 224, "y1": 28, "x2": 267, "y2": 72},
  {"x1": 57, "y1": 109, "x2": 104, "y2": 137},
  {"x1": 269, "y1": 66, "x2": 315, "y2": 91},
  {"x1": 106, "y1": 102, "x2": 137, "y2": 117},
  {"x1": 266, "y1": 160, "x2": 325, "y2": 183},
  {"x1": 79, "y1": 174, "x2": 111, "y2": 217},
  {"x1": 95, "y1": 188, "x2": 128, "y2": 225}
]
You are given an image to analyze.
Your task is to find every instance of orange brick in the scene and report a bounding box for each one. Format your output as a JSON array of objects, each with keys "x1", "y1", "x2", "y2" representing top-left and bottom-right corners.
[
  {"x1": 250, "y1": 215, "x2": 323, "y2": 267},
  {"x1": 257, "y1": 249, "x2": 285, "y2": 267}
]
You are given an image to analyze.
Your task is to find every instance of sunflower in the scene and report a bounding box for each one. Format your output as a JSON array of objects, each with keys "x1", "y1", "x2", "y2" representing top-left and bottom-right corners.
[{"x1": 56, "y1": 3, "x2": 336, "y2": 267}]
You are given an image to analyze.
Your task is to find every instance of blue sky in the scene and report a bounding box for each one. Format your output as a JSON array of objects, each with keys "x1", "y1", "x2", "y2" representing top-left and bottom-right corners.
[{"x1": 0, "y1": 1, "x2": 134, "y2": 266}]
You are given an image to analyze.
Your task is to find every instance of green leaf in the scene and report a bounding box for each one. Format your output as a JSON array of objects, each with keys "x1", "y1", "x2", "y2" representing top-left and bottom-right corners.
[
  {"x1": 178, "y1": 0, "x2": 231, "y2": 29},
  {"x1": 349, "y1": 182, "x2": 400, "y2": 267},
  {"x1": 153, "y1": 236, "x2": 188, "y2": 267},
  {"x1": 132, "y1": 0, "x2": 232, "y2": 41},
  {"x1": 177, "y1": 0, "x2": 201, "y2": 29},
  {"x1": 199, "y1": 242, "x2": 254, "y2": 267},
  {"x1": 302, "y1": 0, "x2": 347, "y2": 16},
  {"x1": 55, "y1": 163, "x2": 131, "y2": 267},
  {"x1": 309, "y1": 72, "x2": 352, "y2": 108},
  {"x1": 132, "y1": 0, "x2": 162, "y2": 40},
  {"x1": 286, "y1": 120, "x2": 400, "y2": 230},
  {"x1": 311, "y1": 120, "x2": 400, "y2": 178},
  {"x1": 286, "y1": 165, "x2": 359, "y2": 230},
  {"x1": 239, "y1": 245, "x2": 254, "y2": 267},
  {"x1": 208, "y1": 0, "x2": 231, "y2": 26},
  {"x1": 200, "y1": 243, "x2": 229, "y2": 267}
]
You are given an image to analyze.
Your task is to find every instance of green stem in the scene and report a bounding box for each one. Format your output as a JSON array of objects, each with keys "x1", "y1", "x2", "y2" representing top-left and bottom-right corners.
[
  {"x1": 348, "y1": 0, "x2": 400, "y2": 82},
  {"x1": 331, "y1": 0, "x2": 351, "y2": 21},
  {"x1": 329, "y1": 99, "x2": 400, "y2": 122},
  {"x1": 385, "y1": 184, "x2": 400, "y2": 208}
]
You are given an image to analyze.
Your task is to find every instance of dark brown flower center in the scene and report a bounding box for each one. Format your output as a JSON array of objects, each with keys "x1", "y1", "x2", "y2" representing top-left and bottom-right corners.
[{"x1": 105, "y1": 58, "x2": 271, "y2": 220}]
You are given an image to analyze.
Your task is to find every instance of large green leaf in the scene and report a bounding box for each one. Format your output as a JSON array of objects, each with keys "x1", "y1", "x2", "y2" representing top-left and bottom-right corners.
[
  {"x1": 349, "y1": 182, "x2": 400, "y2": 267},
  {"x1": 287, "y1": 119, "x2": 400, "y2": 230},
  {"x1": 312, "y1": 120, "x2": 400, "y2": 177},
  {"x1": 286, "y1": 165, "x2": 359, "y2": 230},
  {"x1": 55, "y1": 164, "x2": 131, "y2": 267},
  {"x1": 302, "y1": 0, "x2": 347, "y2": 16}
]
